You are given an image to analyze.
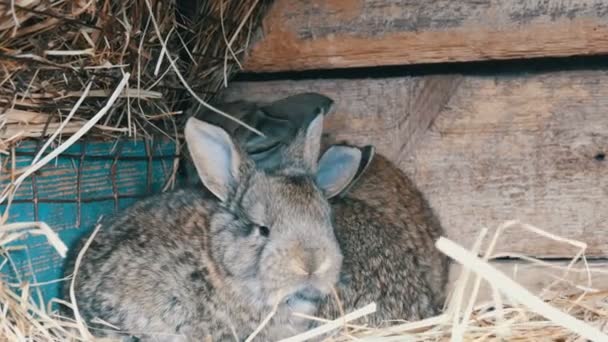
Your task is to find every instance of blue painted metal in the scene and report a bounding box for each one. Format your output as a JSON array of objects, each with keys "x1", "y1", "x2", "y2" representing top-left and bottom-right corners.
[{"x1": 0, "y1": 138, "x2": 179, "y2": 306}]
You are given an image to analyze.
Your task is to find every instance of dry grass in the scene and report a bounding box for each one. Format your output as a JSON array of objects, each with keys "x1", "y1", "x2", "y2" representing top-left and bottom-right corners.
[
  {"x1": 0, "y1": 0, "x2": 270, "y2": 154},
  {"x1": 2, "y1": 216, "x2": 607, "y2": 341},
  {"x1": 0, "y1": 0, "x2": 271, "y2": 340},
  {"x1": 278, "y1": 221, "x2": 608, "y2": 342}
]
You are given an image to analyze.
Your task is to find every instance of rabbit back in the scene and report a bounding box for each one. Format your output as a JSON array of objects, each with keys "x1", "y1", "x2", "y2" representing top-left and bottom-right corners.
[
  {"x1": 343, "y1": 153, "x2": 447, "y2": 299},
  {"x1": 64, "y1": 189, "x2": 269, "y2": 341},
  {"x1": 319, "y1": 153, "x2": 448, "y2": 324}
]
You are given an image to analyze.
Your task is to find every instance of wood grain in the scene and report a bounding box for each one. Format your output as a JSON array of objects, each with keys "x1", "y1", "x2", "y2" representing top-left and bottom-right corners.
[
  {"x1": 448, "y1": 260, "x2": 608, "y2": 304},
  {"x1": 243, "y1": 0, "x2": 608, "y2": 72},
  {"x1": 221, "y1": 70, "x2": 608, "y2": 257},
  {"x1": 222, "y1": 75, "x2": 462, "y2": 157}
]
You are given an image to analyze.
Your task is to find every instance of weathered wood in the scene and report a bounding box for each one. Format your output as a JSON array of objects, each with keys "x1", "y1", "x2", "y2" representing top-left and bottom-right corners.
[
  {"x1": 448, "y1": 260, "x2": 608, "y2": 304},
  {"x1": 221, "y1": 70, "x2": 608, "y2": 257},
  {"x1": 244, "y1": 0, "x2": 608, "y2": 72},
  {"x1": 222, "y1": 75, "x2": 462, "y2": 157},
  {"x1": 392, "y1": 75, "x2": 463, "y2": 156}
]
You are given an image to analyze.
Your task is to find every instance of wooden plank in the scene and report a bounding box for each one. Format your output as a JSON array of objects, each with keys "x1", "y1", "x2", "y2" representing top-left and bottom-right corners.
[
  {"x1": 243, "y1": 0, "x2": 608, "y2": 72},
  {"x1": 448, "y1": 260, "x2": 608, "y2": 305},
  {"x1": 221, "y1": 70, "x2": 608, "y2": 257},
  {"x1": 222, "y1": 75, "x2": 462, "y2": 157},
  {"x1": 391, "y1": 75, "x2": 463, "y2": 156}
]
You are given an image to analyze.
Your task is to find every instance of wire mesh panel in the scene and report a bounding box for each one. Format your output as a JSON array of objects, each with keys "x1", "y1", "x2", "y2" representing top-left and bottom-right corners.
[{"x1": 0, "y1": 138, "x2": 179, "y2": 304}]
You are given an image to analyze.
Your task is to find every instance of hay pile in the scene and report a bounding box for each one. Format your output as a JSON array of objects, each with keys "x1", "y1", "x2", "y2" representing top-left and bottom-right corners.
[
  {"x1": 282, "y1": 221, "x2": 608, "y2": 342},
  {"x1": 0, "y1": 0, "x2": 270, "y2": 152},
  {"x1": 0, "y1": 0, "x2": 271, "y2": 340},
  {"x1": 3, "y1": 217, "x2": 608, "y2": 340}
]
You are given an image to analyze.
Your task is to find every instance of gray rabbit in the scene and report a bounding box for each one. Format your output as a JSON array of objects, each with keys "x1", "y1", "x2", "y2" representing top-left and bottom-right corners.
[
  {"x1": 209, "y1": 94, "x2": 449, "y2": 326},
  {"x1": 62, "y1": 114, "x2": 361, "y2": 341}
]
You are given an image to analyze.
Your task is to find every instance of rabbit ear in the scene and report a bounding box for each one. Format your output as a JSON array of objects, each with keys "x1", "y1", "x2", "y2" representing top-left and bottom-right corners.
[
  {"x1": 243, "y1": 93, "x2": 334, "y2": 160},
  {"x1": 282, "y1": 113, "x2": 325, "y2": 171},
  {"x1": 335, "y1": 145, "x2": 375, "y2": 198},
  {"x1": 184, "y1": 117, "x2": 245, "y2": 202},
  {"x1": 301, "y1": 113, "x2": 324, "y2": 170},
  {"x1": 315, "y1": 145, "x2": 362, "y2": 199}
]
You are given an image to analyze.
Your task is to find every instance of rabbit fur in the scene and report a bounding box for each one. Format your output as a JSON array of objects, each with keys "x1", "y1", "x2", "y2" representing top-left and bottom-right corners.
[
  {"x1": 204, "y1": 95, "x2": 450, "y2": 326},
  {"x1": 316, "y1": 148, "x2": 449, "y2": 325},
  {"x1": 62, "y1": 115, "x2": 361, "y2": 341}
]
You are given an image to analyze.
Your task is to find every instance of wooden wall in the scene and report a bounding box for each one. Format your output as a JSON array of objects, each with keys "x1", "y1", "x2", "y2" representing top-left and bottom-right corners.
[
  {"x1": 224, "y1": 0, "x2": 608, "y2": 297},
  {"x1": 223, "y1": 72, "x2": 608, "y2": 259},
  {"x1": 244, "y1": 0, "x2": 608, "y2": 72}
]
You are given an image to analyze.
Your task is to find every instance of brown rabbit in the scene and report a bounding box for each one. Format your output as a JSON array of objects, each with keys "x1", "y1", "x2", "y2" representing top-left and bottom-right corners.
[
  {"x1": 317, "y1": 146, "x2": 449, "y2": 325},
  {"x1": 62, "y1": 114, "x2": 362, "y2": 341},
  {"x1": 208, "y1": 98, "x2": 449, "y2": 326}
]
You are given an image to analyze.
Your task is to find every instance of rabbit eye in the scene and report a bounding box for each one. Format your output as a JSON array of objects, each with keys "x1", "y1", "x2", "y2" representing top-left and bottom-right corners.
[{"x1": 258, "y1": 225, "x2": 270, "y2": 237}]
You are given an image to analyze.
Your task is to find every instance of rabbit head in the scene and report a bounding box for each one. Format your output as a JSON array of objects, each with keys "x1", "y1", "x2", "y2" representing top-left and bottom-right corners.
[{"x1": 184, "y1": 115, "x2": 360, "y2": 310}]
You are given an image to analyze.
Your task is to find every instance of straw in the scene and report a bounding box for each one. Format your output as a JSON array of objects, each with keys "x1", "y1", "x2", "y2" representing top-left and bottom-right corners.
[
  {"x1": 68, "y1": 223, "x2": 102, "y2": 341},
  {"x1": 0, "y1": 1, "x2": 273, "y2": 339},
  {"x1": 436, "y1": 236, "x2": 608, "y2": 342},
  {"x1": 280, "y1": 303, "x2": 377, "y2": 342}
]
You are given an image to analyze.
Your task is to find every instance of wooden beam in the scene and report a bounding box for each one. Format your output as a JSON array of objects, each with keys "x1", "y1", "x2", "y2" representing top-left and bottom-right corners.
[
  {"x1": 221, "y1": 70, "x2": 608, "y2": 257},
  {"x1": 243, "y1": 0, "x2": 608, "y2": 72}
]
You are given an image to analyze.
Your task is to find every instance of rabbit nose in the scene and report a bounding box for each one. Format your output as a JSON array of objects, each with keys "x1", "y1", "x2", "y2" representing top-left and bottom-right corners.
[{"x1": 291, "y1": 247, "x2": 327, "y2": 276}]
